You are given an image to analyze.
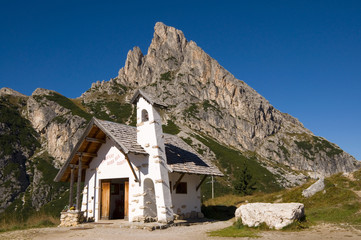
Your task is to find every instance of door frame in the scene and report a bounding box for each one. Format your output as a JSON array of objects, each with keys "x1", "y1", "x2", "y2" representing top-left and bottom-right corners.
[{"x1": 99, "y1": 178, "x2": 129, "y2": 220}]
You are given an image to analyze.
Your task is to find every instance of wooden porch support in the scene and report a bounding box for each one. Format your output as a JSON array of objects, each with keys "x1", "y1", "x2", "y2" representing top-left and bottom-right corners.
[
  {"x1": 69, "y1": 165, "x2": 75, "y2": 207},
  {"x1": 125, "y1": 155, "x2": 139, "y2": 182},
  {"x1": 196, "y1": 175, "x2": 207, "y2": 191},
  {"x1": 76, "y1": 156, "x2": 82, "y2": 211},
  {"x1": 93, "y1": 168, "x2": 97, "y2": 219},
  {"x1": 173, "y1": 173, "x2": 185, "y2": 190},
  {"x1": 85, "y1": 137, "x2": 106, "y2": 144}
]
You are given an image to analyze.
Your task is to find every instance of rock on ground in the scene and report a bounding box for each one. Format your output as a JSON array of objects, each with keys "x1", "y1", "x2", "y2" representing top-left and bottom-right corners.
[
  {"x1": 302, "y1": 177, "x2": 325, "y2": 198},
  {"x1": 235, "y1": 203, "x2": 305, "y2": 230}
]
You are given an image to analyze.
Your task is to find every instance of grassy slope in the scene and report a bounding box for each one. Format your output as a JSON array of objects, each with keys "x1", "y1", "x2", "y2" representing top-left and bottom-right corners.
[
  {"x1": 0, "y1": 152, "x2": 69, "y2": 232},
  {"x1": 194, "y1": 134, "x2": 282, "y2": 200},
  {"x1": 83, "y1": 100, "x2": 136, "y2": 126},
  {"x1": 205, "y1": 169, "x2": 361, "y2": 237},
  {"x1": 40, "y1": 92, "x2": 92, "y2": 121}
]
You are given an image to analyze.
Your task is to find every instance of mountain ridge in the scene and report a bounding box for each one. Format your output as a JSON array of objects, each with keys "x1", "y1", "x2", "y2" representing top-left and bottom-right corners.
[
  {"x1": 82, "y1": 22, "x2": 358, "y2": 177},
  {"x1": 0, "y1": 22, "x2": 359, "y2": 221}
]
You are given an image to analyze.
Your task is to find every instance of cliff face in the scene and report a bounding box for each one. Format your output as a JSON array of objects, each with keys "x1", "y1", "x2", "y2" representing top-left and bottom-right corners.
[
  {"x1": 0, "y1": 22, "x2": 359, "y2": 217},
  {"x1": 0, "y1": 89, "x2": 81, "y2": 214},
  {"x1": 26, "y1": 88, "x2": 88, "y2": 167},
  {"x1": 0, "y1": 91, "x2": 67, "y2": 213}
]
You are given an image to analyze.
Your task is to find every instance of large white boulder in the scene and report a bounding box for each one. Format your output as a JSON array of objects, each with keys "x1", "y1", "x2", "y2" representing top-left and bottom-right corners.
[
  {"x1": 302, "y1": 177, "x2": 325, "y2": 198},
  {"x1": 235, "y1": 203, "x2": 305, "y2": 230}
]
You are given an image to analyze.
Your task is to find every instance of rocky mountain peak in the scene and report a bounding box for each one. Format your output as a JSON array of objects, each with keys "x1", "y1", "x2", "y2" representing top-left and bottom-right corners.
[
  {"x1": 0, "y1": 87, "x2": 27, "y2": 98},
  {"x1": 31, "y1": 88, "x2": 57, "y2": 96},
  {"x1": 149, "y1": 22, "x2": 188, "y2": 56},
  {"x1": 101, "y1": 22, "x2": 360, "y2": 180},
  {"x1": 123, "y1": 46, "x2": 144, "y2": 77}
]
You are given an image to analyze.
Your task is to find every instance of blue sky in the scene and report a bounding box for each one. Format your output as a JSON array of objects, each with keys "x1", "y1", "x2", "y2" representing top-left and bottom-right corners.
[{"x1": 0, "y1": 0, "x2": 360, "y2": 160}]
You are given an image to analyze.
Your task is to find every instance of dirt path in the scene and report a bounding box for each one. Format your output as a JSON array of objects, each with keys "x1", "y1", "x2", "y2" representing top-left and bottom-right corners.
[{"x1": 1, "y1": 221, "x2": 361, "y2": 240}]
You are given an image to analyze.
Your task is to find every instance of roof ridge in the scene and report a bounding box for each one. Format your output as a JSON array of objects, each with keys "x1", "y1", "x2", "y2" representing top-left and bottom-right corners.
[{"x1": 96, "y1": 118, "x2": 137, "y2": 129}]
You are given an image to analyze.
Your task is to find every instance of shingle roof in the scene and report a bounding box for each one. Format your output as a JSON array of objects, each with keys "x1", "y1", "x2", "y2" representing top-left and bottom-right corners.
[
  {"x1": 164, "y1": 134, "x2": 223, "y2": 176},
  {"x1": 95, "y1": 119, "x2": 146, "y2": 154},
  {"x1": 96, "y1": 119, "x2": 223, "y2": 176}
]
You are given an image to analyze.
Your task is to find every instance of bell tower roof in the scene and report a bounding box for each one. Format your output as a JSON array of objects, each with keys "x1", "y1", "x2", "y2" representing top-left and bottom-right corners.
[{"x1": 130, "y1": 89, "x2": 167, "y2": 108}]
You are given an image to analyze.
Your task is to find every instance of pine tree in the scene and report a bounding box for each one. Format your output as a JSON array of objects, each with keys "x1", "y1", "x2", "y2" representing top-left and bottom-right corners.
[{"x1": 233, "y1": 165, "x2": 256, "y2": 195}]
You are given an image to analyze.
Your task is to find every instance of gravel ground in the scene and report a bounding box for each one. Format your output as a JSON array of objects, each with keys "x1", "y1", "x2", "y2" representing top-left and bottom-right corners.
[{"x1": 1, "y1": 221, "x2": 361, "y2": 240}]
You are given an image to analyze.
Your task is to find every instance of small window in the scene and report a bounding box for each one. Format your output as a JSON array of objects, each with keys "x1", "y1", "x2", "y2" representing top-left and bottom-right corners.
[
  {"x1": 141, "y1": 109, "x2": 149, "y2": 122},
  {"x1": 176, "y1": 182, "x2": 187, "y2": 194}
]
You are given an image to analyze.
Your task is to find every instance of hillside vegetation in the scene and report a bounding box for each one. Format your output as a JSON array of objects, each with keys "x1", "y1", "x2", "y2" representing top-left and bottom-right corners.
[{"x1": 205, "y1": 169, "x2": 361, "y2": 237}]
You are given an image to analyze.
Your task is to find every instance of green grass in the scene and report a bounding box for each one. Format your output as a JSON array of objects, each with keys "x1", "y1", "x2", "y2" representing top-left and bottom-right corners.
[
  {"x1": 183, "y1": 103, "x2": 200, "y2": 120},
  {"x1": 52, "y1": 115, "x2": 67, "y2": 124},
  {"x1": 84, "y1": 101, "x2": 134, "y2": 125},
  {"x1": 248, "y1": 176, "x2": 361, "y2": 225},
  {"x1": 33, "y1": 152, "x2": 67, "y2": 187},
  {"x1": 39, "y1": 92, "x2": 92, "y2": 121},
  {"x1": 0, "y1": 151, "x2": 70, "y2": 231},
  {"x1": 293, "y1": 133, "x2": 343, "y2": 159},
  {"x1": 202, "y1": 100, "x2": 221, "y2": 115},
  {"x1": 0, "y1": 215, "x2": 58, "y2": 233},
  {"x1": 209, "y1": 224, "x2": 261, "y2": 238},
  {"x1": 279, "y1": 145, "x2": 290, "y2": 158},
  {"x1": 160, "y1": 71, "x2": 175, "y2": 82},
  {"x1": 162, "y1": 120, "x2": 180, "y2": 135},
  {"x1": 313, "y1": 136, "x2": 343, "y2": 157},
  {"x1": 295, "y1": 140, "x2": 314, "y2": 153},
  {"x1": 209, "y1": 220, "x2": 264, "y2": 238},
  {"x1": 206, "y1": 169, "x2": 361, "y2": 236},
  {"x1": 195, "y1": 134, "x2": 281, "y2": 199},
  {"x1": 110, "y1": 82, "x2": 128, "y2": 93}
]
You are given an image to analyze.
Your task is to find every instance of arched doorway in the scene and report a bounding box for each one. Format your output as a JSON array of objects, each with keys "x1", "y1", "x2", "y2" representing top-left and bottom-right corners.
[{"x1": 143, "y1": 178, "x2": 157, "y2": 221}]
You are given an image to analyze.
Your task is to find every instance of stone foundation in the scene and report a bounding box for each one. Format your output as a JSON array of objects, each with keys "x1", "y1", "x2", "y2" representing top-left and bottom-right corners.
[{"x1": 59, "y1": 211, "x2": 85, "y2": 227}]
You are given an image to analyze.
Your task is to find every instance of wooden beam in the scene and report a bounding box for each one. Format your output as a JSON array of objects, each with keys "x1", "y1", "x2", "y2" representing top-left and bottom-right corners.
[
  {"x1": 71, "y1": 164, "x2": 89, "y2": 169},
  {"x1": 125, "y1": 155, "x2": 139, "y2": 182},
  {"x1": 82, "y1": 164, "x2": 90, "y2": 169},
  {"x1": 76, "y1": 152, "x2": 97, "y2": 158},
  {"x1": 76, "y1": 157, "x2": 82, "y2": 211},
  {"x1": 85, "y1": 137, "x2": 106, "y2": 144},
  {"x1": 173, "y1": 173, "x2": 185, "y2": 190},
  {"x1": 69, "y1": 166, "x2": 75, "y2": 207},
  {"x1": 196, "y1": 175, "x2": 207, "y2": 191}
]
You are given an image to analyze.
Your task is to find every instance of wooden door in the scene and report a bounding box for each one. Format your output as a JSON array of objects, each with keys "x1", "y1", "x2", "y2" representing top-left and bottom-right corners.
[
  {"x1": 101, "y1": 181, "x2": 110, "y2": 220},
  {"x1": 124, "y1": 181, "x2": 129, "y2": 217}
]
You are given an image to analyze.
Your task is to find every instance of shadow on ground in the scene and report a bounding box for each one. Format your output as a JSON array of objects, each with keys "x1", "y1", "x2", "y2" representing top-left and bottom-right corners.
[{"x1": 202, "y1": 205, "x2": 237, "y2": 221}]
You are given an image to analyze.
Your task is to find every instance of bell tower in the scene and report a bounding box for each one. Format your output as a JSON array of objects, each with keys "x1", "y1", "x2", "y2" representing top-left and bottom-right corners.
[{"x1": 130, "y1": 90, "x2": 173, "y2": 223}]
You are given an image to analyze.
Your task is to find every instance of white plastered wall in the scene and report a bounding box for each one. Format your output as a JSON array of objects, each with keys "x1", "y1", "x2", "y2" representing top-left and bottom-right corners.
[
  {"x1": 81, "y1": 138, "x2": 149, "y2": 222},
  {"x1": 169, "y1": 173, "x2": 201, "y2": 216}
]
